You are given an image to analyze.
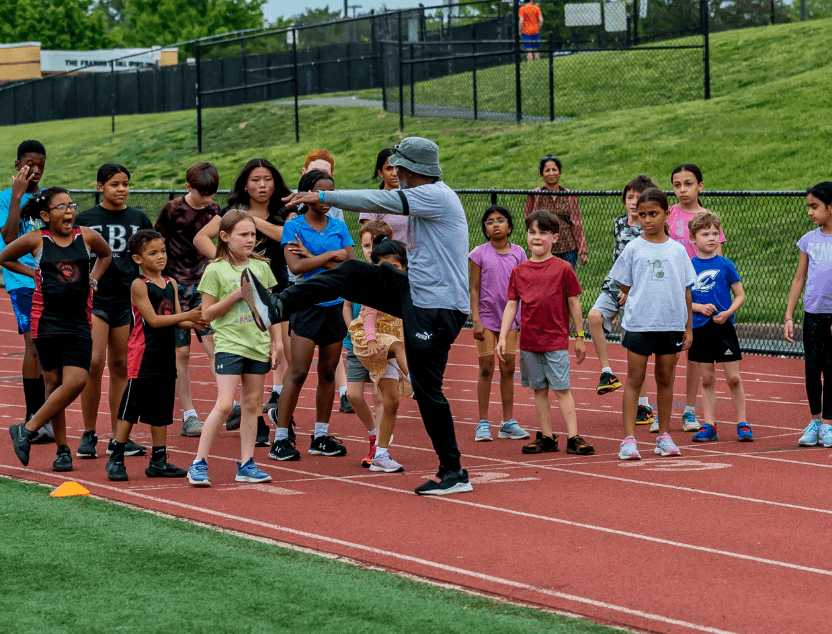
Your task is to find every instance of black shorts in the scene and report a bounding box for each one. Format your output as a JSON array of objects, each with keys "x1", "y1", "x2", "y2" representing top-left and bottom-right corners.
[
  {"x1": 688, "y1": 320, "x2": 742, "y2": 364},
  {"x1": 34, "y1": 335, "x2": 93, "y2": 372},
  {"x1": 289, "y1": 303, "x2": 347, "y2": 347},
  {"x1": 118, "y1": 376, "x2": 176, "y2": 426},
  {"x1": 214, "y1": 352, "x2": 270, "y2": 375},
  {"x1": 91, "y1": 300, "x2": 132, "y2": 328},
  {"x1": 622, "y1": 330, "x2": 685, "y2": 357}
]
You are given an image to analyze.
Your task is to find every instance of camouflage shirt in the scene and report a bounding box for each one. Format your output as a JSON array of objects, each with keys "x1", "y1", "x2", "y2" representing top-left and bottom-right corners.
[{"x1": 600, "y1": 215, "x2": 643, "y2": 301}]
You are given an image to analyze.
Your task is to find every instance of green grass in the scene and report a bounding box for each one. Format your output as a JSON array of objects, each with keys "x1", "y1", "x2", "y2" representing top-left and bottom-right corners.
[{"x1": 0, "y1": 478, "x2": 620, "y2": 634}]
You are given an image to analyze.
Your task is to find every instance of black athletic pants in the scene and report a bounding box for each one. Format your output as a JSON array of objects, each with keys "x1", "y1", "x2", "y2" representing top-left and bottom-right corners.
[
  {"x1": 804, "y1": 312, "x2": 832, "y2": 419},
  {"x1": 279, "y1": 260, "x2": 467, "y2": 473}
]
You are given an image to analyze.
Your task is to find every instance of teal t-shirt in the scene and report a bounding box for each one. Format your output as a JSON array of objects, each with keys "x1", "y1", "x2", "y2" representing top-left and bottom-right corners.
[{"x1": 197, "y1": 258, "x2": 277, "y2": 362}]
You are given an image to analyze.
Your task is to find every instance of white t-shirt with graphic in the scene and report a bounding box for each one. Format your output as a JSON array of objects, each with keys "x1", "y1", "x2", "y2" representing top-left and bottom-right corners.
[{"x1": 610, "y1": 236, "x2": 697, "y2": 332}]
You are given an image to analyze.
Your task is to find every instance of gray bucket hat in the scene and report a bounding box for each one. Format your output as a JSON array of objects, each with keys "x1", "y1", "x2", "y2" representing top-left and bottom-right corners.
[{"x1": 388, "y1": 137, "x2": 442, "y2": 177}]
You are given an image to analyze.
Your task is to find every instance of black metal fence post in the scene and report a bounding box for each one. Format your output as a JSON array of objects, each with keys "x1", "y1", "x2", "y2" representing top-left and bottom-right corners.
[
  {"x1": 398, "y1": 11, "x2": 404, "y2": 131},
  {"x1": 292, "y1": 31, "x2": 299, "y2": 144},
  {"x1": 771, "y1": 0, "x2": 776, "y2": 24},
  {"x1": 632, "y1": 0, "x2": 639, "y2": 44},
  {"x1": 381, "y1": 37, "x2": 387, "y2": 112},
  {"x1": 110, "y1": 61, "x2": 116, "y2": 134},
  {"x1": 472, "y1": 23, "x2": 478, "y2": 120},
  {"x1": 701, "y1": 0, "x2": 710, "y2": 99},
  {"x1": 195, "y1": 43, "x2": 202, "y2": 154},
  {"x1": 548, "y1": 30, "x2": 554, "y2": 122},
  {"x1": 409, "y1": 42, "x2": 415, "y2": 116},
  {"x1": 370, "y1": 9, "x2": 376, "y2": 87},
  {"x1": 241, "y1": 39, "x2": 247, "y2": 104},
  {"x1": 513, "y1": 0, "x2": 521, "y2": 123}
]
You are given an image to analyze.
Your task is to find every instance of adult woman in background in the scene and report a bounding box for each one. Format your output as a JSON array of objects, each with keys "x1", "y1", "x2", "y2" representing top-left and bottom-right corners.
[{"x1": 524, "y1": 155, "x2": 588, "y2": 268}]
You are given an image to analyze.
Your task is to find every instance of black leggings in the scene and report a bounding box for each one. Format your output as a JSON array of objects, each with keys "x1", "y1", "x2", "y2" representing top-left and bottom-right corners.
[{"x1": 804, "y1": 312, "x2": 832, "y2": 419}]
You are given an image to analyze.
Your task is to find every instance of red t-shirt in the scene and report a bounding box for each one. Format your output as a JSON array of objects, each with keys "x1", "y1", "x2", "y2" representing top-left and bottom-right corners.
[
  {"x1": 507, "y1": 256, "x2": 582, "y2": 352},
  {"x1": 519, "y1": 3, "x2": 542, "y2": 35}
]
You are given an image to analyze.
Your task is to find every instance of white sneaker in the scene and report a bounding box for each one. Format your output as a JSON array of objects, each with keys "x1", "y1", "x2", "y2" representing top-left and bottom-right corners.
[
  {"x1": 474, "y1": 420, "x2": 492, "y2": 441},
  {"x1": 682, "y1": 411, "x2": 700, "y2": 432},
  {"x1": 650, "y1": 416, "x2": 659, "y2": 433},
  {"x1": 369, "y1": 452, "x2": 404, "y2": 473}
]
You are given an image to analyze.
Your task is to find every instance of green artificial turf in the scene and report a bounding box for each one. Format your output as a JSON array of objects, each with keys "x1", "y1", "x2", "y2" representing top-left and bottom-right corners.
[{"x1": 0, "y1": 478, "x2": 622, "y2": 634}]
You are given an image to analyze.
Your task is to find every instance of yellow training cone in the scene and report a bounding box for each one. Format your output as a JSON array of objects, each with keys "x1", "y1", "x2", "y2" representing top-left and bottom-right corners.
[{"x1": 50, "y1": 482, "x2": 90, "y2": 498}]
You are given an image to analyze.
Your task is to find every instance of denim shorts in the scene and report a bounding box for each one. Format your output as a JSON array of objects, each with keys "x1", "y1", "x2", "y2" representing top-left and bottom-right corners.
[
  {"x1": 214, "y1": 352, "x2": 270, "y2": 375},
  {"x1": 174, "y1": 283, "x2": 213, "y2": 347}
]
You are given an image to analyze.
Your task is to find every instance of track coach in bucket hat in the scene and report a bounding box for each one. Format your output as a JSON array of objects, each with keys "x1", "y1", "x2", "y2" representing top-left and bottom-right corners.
[{"x1": 240, "y1": 136, "x2": 474, "y2": 496}]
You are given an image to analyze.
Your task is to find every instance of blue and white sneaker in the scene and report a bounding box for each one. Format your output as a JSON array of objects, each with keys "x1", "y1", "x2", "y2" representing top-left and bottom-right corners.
[
  {"x1": 818, "y1": 423, "x2": 832, "y2": 447},
  {"x1": 474, "y1": 420, "x2": 492, "y2": 442},
  {"x1": 798, "y1": 419, "x2": 821, "y2": 446},
  {"x1": 618, "y1": 436, "x2": 641, "y2": 460},
  {"x1": 650, "y1": 413, "x2": 659, "y2": 433},
  {"x1": 737, "y1": 423, "x2": 754, "y2": 442},
  {"x1": 692, "y1": 423, "x2": 719, "y2": 442},
  {"x1": 188, "y1": 459, "x2": 211, "y2": 487},
  {"x1": 682, "y1": 411, "x2": 700, "y2": 432},
  {"x1": 821, "y1": 425, "x2": 832, "y2": 448},
  {"x1": 655, "y1": 432, "x2": 681, "y2": 457},
  {"x1": 498, "y1": 420, "x2": 530, "y2": 439},
  {"x1": 235, "y1": 458, "x2": 272, "y2": 483}
]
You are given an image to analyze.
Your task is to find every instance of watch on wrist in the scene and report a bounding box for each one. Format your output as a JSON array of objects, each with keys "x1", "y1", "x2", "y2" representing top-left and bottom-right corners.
[
  {"x1": 90, "y1": 278, "x2": 98, "y2": 290},
  {"x1": 575, "y1": 331, "x2": 585, "y2": 338}
]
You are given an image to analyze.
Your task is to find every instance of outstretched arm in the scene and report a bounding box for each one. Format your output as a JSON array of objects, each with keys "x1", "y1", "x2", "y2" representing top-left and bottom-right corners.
[{"x1": 283, "y1": 189, "x2": 406, "y2": 216}]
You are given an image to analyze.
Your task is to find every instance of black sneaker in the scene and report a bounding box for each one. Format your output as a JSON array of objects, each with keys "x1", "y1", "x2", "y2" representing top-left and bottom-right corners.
[
  {"x1": 262, "y1": 390, "x2": 279, "y2": 414},
  {"x1": 255, "y1": 416, "x2": 271, "y2": 447},
  {"x1": 76, "y1": 430, "x2": 98, "y2": 458},
  {"x1": 636, "y1": 404, "x2": 654, "y2": 425},
  {"x1": 225, "y1": 401, "x2": 242, "y2": 431},
  {"x1": 309, "y1": 434, "x2": 347, "y2": 456},
  {"x1": 9, "y1": 422, "x2": 37, "y2": 466},
  {"x1": 566, "y1": 434, "x2": 595, "y2": 455},
  {"x1": 596, "y1": 371, "x2": 622, "y2": 395},
  {"x1": 266, "y1": 408, "x2": 296, "y2": 444},
  {"x1": 52, "y1": 445, "x2": 73, "y2": 472},
  {"x1": 106, "y1": 454, "x2": 128, "y2": 481},
  {"x1": 145, "y1": 454, "x2": 188, "y2": 478},
  {"x1": 106, "y1": 438, "x2": 147, "y2": 456},
  {"x1": 269, "y1": 438, "x2": 301, "y2": 461},
  {"x1": 415, "y1": 469, "x2": 473, "y2": 496},
  {"x1": 339, "y1": 394, "x2": 354, "y2": 414},
  {"x1": 241, "y1": 268, "x2": 283, "y2": 331},
  {"x1": 521, "y1": 431, "x2": 558, "y2": 454}
]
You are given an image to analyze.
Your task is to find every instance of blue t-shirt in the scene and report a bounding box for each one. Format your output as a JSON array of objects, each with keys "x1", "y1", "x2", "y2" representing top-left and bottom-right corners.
[
  {"x1": 282, "y1": 214, "x2": 354, "y2": 307},
  {"x1": 691, "y1": 255, "x2": 741, "y2": 329},
  {"x1": 343, "y1": 301, "x2": 362, "y2": 351},
  {"x1": 0, "y1": 188, "x2": 44, "y2": 292}
]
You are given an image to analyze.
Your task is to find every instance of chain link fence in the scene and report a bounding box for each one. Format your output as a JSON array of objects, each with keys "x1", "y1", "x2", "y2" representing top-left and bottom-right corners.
[{"x1": 70, "y1": 188, "x2": 808, "y2": 358}]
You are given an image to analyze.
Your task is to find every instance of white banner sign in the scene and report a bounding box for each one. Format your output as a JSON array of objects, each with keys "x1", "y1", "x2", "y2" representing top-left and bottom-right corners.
[
  {"x1": 564, "y1": 3, "x2": 602, "y2": 27},
  {"x1": 40, "y1": 48, "x2": 174, "y2": 73}
]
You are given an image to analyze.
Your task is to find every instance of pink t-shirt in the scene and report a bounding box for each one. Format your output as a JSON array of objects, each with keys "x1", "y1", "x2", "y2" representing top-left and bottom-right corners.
[
  {"x1": 667, "y1": 204, "x2": 726, "y2": 258},
  {"x1": 359, "y1": 212, "x2": 409, "y2": 243},
  {"x1": 469, "y1": 241, "x2": 527, "y2": 332}
]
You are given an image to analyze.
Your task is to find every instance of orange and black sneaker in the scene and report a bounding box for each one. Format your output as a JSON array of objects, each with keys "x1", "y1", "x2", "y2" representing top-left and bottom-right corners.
[
  {"x1": 522, "y1": 431, "x2": 558, "y2": 454},
  {"x1": 596, "y1": 371, "x2": 622, "y2": 395},
  {"x1": 361, "y1": 435, "x2": 377, "y2": 468},
  {"x1": 566, "y1": 435, "x2": 595, "y2": 455},
  {"x1": 636, "y1": 404, "x2": 654, "y2": 425}
]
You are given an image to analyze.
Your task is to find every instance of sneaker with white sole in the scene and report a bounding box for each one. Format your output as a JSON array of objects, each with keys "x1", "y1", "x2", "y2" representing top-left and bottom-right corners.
[
  {"x1": 309, "y1": 434, "x2": 347, "y2": 456},
  {"x1": 414, "y1": 469, "x2": 473, "y2": 495},
  {"x1": 180, "y1": 414, "x2": 203, "y2": 437},
  {"x1": 618, "y1": 436, "x2": 641, "y2": 460},
  {"x1": 188, "y1": 458, "x2": 211, "y2": 486},
  {"x1": 650, "y1": 415, "x2": 659, "y2": 433},
  {"x1": 682, "y1": 411, "x2": 700, "y2": 432},
  {"x1": 369, "y1": 452, "x2": 404, "y2": 473},
  {"x1": 31, "y1": 422, "x2": 55, "y2": 444},
  {"x1": 798, "y1": 419, "x2": 821, "y2": 446},
  {"x1": 818, "y1": 423, "x2": 832, "y2": 447},
  {"x1": 655, "y1": 432, "x2": 681, "y2": 456},
  {"x1": 474, "y1": 420, "x2": 492, "y2": 441},
  {"x1": 498, "y1": 420, "x2": 530, "y2": 439},
  {"x1": 235, "y1": 458, "x2": 273, "y2": 483},
  {"x1": 822, "y1": 426, "x2": 832, "y2": 448},
  {"x1": 76, "y1": 430, "x2": 98, "y2": 458},
  {"x1": 225, "y1": 401, "x2": 242, "y2": 430}
]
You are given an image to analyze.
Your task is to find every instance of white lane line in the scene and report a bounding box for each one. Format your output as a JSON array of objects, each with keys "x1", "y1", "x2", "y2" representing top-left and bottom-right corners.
[{"x1": 0, "y1": 468, "x2": 741, "y2": 634}]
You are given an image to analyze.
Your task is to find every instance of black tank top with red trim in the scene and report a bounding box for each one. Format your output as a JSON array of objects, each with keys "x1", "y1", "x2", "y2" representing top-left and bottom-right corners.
[
  {"x1": 126, "y1": 277, "x2": 177, "y2": 379},
  {"x1": 31, "y1": 228, "x2": 92, "y2": 339}
]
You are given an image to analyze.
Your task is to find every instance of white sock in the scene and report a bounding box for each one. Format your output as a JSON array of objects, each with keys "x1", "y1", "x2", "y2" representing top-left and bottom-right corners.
[
  {"x1": 602, "y1": 366, "x2": 613, "y2": 375},
  {"x1": 272, "y1": 385, "x2": 282, "y2": 395},
  {"x1": 368, "y1": 429, "x2": 377, "y2": 437},
  {"x1": 314, "y1": 422, "x2": 329, "y2": 438},
  {"x1": 684, "y1": 405, "x2": 695, "y2": 415},
  {"x1": 339, "y1": 385, "x2": 347, "y2": 398},
  {"x1": 183, "y1": 409, "x2": 197, "y2": 421},
  {"x1": 275, "y1": 427, "x2": 288, "y2": 441},
  {"x1": 374, "y1": 446, "x2": 388, "y2": 458},
  {"x1": 638, "y1": 397, "x2": 649, "y2": 406}
]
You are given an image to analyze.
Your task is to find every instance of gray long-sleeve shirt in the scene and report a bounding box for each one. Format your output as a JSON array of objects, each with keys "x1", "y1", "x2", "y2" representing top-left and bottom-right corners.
[{"x1": 324, "y1": 182, "x2": 470, "y2": 313}]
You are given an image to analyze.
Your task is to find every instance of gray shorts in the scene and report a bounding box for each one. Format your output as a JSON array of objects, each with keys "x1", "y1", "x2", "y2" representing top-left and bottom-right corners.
[
  {"x1": 591, "y1": 292, "x2": 624, "y2": 334},
  {"x1": 519, "y1": 349, "x2": 570, "y2": 391},
  {"x1": 345, "y1": 348, "x2": 370, "y2": 383}
]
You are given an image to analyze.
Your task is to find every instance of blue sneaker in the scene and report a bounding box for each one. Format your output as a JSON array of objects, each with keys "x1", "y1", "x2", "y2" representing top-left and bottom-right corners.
[
  {"x1": 798, "y1": 419, "x2": 821, "y2": 446},
  {"x1": 474, "y1": 420, "x2": 492, "y2": 442},
  {"x1": 188, "y1": 459, "x2": 211, "y2": 487},
  {"x1": 737, "y1": 423, "x2": 754, "y2": 442},
  {"x1": 618, "y1": 436, "x2": 641, "y2": 460},
  {"x1": 692, "y1": 424, "x2": 719, "y2": 442},
  {"x1": 655, "y1": 432, "x2": 681, "y2": 457},
  {"x1": 235, "y1": 458, "x2": 272, "y2": 483},
  {"x1": 498, "y1": 420, "x2": 530, "y2": 439},
  {"x1": 818, "y1": 423, "x2": 832, "y2": 447},
  {"x1": 682, "y1": 411, "x2": 700, "y2": 432}
]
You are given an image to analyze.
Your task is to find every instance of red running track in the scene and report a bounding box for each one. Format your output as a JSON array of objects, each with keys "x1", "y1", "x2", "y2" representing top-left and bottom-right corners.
[{"x1": 1, "y1": 305, "x2": 828, "y2": 634}]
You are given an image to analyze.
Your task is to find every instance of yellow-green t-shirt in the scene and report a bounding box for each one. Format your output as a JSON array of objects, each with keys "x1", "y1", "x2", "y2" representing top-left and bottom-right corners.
[{"x1": 197, "y1": 258, "x2": 277, "y2": 362}]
